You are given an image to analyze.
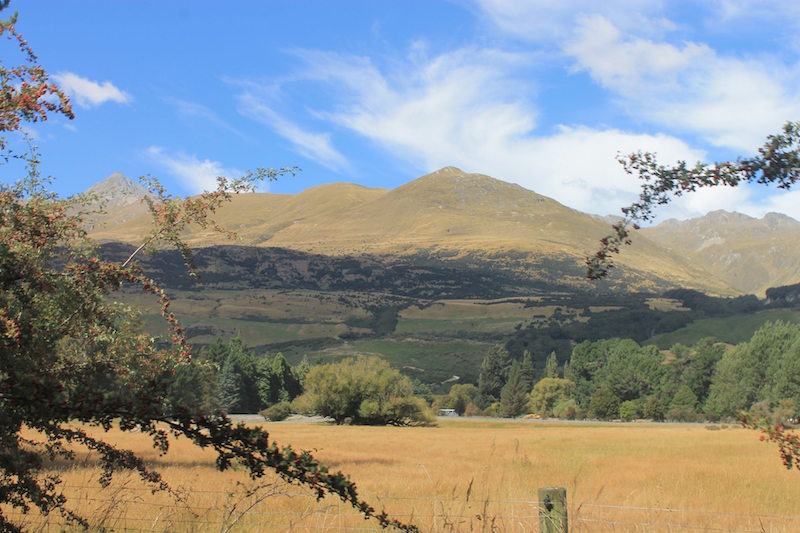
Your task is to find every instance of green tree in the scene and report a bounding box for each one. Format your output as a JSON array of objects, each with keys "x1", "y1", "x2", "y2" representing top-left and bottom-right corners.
[
  {"x1": 569, "y1": 338, "x2": 662, "y2": 408},
  {"x1": 299, "y1": 356, "x2": 434, "y2": 426},
  {"x1": 589, "y1": 386, "x2": 621, "y2": 420},
  {"x1": 166, "y1": 359, "x2": 221, "y2": 416},
  {"x1": 661, "y1": 339, "x2": 725, "y2": 410},
  {"x1": 706, "y1": 321, "x2": 800, "y2": 420},
  {"x1": 544, "y1": 351, "x2": 559, "y2": 378},
  {"x1": 619, "y1": 399, "x2": 640, "y2": 421},
  {"x1": 519, "y1": 350, "x2": 536, "y2": 391},
  {"x1": 529, "y1": 377, "x2": 575, "y2": 418},
  {"x1": 643, "y1": 395, "x2": 666, "y2": 421},
  {"x1": 668, "y1": 385, "x2": 699, "y2": 421},
  {"x1": 258, "y1": 352, "x2": 303, "y2": 407},
  {"x1": 500, "y1": 364, "x2": 530, "y2": 418},
  {"x1": 0, "y1": 11, "x2": 415, "y2": 530},
  {"x1": 218, "y1": 337, "x2": 260, "y2": 413},
  {"x1": 477, "y1": 344, "x2": 511, "y2": 406},
  {"x1": 444, "y1": 383, "x2": 478, "y2": 416}
]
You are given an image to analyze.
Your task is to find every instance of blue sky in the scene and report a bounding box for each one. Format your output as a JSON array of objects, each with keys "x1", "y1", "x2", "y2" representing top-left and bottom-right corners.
[{"x1": 10, "y1": 1, "x2": 800, "y2": 220}]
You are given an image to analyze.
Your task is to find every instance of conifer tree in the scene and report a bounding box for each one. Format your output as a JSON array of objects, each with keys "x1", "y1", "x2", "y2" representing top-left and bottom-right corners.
[
  {"x1": 500, "y1": 364, "x2": 529, "y2": 418},
  {"x1": 477, "y1": 344, "x2": 511, "y2": 405},
  {"x1": 544, "y1": 351, "x2": 559, "y2": 378}
]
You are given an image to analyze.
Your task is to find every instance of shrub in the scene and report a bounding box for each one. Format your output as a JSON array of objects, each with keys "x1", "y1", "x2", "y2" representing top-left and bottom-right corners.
[
  {"x1": 553, "y1": 398, "x2": 579, "y2": 419},
  {"x1": 303, "y1": 356, "x2": 435, "y2": 426},
  {"x1": 619, "y1": 400, "x2": 640, "y2": 421},
  {"x1": 643, "y1": 395, "x2": 666, "y2": 421},
  {"x1": 261, "y1": 402, "x2": 292, "y2": 421}
]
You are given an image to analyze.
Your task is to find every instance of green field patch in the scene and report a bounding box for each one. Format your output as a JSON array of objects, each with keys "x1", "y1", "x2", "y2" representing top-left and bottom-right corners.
[
  {"x1": 400, "y1": 299, "x2": 537, "y2": 320},
  {"x1": 395, "y1": 316, "x2": 524, "y2": 335},
  {"x1": 649, "y1": 308, "x2": 800, "y2": 348}
]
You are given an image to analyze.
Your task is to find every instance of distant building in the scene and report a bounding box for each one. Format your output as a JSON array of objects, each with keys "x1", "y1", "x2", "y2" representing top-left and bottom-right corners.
[{"x1": 438, "y1": 408, "x2": 458, "y2": 417}]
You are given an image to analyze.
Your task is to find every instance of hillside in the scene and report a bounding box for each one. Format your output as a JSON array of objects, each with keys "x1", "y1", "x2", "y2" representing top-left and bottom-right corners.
[
  {"x1": 641, "y1": 210, "x2": 800, "y2": 295},
  {"x1": 83, "y1": 167, "x2": 736, "y2": 295}
]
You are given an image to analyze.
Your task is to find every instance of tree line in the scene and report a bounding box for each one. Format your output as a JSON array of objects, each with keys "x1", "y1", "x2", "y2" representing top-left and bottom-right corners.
[
  {"x1": 435, "y1": 320, "x2": 800, "y2": 423},
  {"x1": 183, "y1": 318, "x2": 800, "y2": 427}
]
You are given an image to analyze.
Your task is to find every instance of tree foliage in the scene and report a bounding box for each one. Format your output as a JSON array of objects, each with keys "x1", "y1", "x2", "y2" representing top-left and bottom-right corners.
[
  {"x1": 529, "y1": 377, "x2": 574, "y2": 418},
  {"x1": 705, "y1": 321, "x2": 800, "y2": 420},
  {"x1": 477, "y1": 344, "x2": 511, "y2": 406},
  {"x1": 0, "y1": 10, "x2": 416, "y2": 531},
  {"x1": 299, "y1": 356, "x2": 435, "y2": 426},
  {"x1": 499, "y1": 364, "x2": 530, "y2": 418}
]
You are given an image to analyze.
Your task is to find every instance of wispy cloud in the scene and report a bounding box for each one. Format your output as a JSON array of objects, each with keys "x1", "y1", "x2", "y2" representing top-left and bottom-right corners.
[
  {"x1": 145, "y1": 146, "x2": 242, "y2": 193},
  {"x1": 281, "y1": 46, "x2": 705, "y2": 216},
  {"x1": 237, "y1": 92, "x2": 350, "y2": 172},
  {"x1": 472, "y1": 0, "x2": 669, "y2": 43},
  {"x1": 168, "y1": 98, "x2": 244, "y2": 138},
  {"x1": 53, "y1": 72, "x2": 131, "y2": 108}
]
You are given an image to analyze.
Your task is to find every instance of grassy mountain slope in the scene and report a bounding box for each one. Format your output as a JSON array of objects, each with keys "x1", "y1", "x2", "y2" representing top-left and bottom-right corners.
[
  {"x1": 85, "y1": 167, "x2": 734, "y2": 295},
  {"x1": 642, "y1": 211, "x2": 800, "y2": 296}
]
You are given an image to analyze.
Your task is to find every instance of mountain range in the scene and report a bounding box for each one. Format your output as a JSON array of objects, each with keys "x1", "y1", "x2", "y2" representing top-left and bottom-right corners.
[{"x1": 81, "y1": 167, "x2": 800, "y2": 297}]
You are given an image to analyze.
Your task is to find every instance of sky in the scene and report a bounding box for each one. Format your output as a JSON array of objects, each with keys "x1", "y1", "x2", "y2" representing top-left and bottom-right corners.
[{"x1": 7, "y1": 1, "x2": 800, "y2": 221}]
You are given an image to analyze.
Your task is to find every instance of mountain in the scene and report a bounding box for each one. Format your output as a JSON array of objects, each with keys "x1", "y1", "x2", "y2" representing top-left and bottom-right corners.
[
  {"x1": 81, "y1": 167, "x2": 799, "y2": 296},
  {"x1": 85, "y1": 172, "x2": 150, "y2": 208},
  {"x1": 641, "y1": 210, "x2": 800, "y2": 295}
]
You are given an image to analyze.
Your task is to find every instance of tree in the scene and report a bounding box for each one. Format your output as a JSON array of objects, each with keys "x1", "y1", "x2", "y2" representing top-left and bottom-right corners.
[
  {"x1": 218, "y1": 336, "x2": 260, "y2": 413},
  {"x1": 0, "y1": 9, "x2": 416, "y2": 531},
  {"x1": 589, "y1": 386, "x2": 621, "y2": 420},
  {"x1": 705, "y1": 321, "x2": 800, "y2": 420},
  {"x1": 299, "y1": 356, "x2": 434, "y2": 426},
  {"x1": 258, "y1": 352, "x2": 303, "y2": 406},
  {"x1": 166, "y1": 359, "x2": 221, "y2": 416},
  {"x1": 519, "y1": 349, "x2": 536, "y2": 391},
  {"x1": 477, "y1": 344, "x2": 511, "y2": 406},
  {"x1": 529, "y1": 377, "x2": 575, "y2": 418},
  {"x1": 499, "y1": 364, "x2": 530, "y2": 418},
  {"x1": 544, "y1": 351, "x2": 559, "y2": 378},
  {"x1": 619, "y1": 399, "x2": 640, "y2": 421},
  {"x1": 442, "y1": 383, "x2": 478, "y2": 416},
  {"x1": 668, "y1": 384, "x2": 699, "y2": 421}
]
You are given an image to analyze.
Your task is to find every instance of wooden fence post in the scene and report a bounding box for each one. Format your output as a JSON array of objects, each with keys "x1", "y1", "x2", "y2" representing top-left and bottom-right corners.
[{"x1": 538, "y1": 486, "x2": 568, "y2": 533}]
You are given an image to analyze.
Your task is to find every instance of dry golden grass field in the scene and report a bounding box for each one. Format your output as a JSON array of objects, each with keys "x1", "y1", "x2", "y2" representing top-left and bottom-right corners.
[{"x1": 9, "y1": 419, "x2": 800, "y2": 532}]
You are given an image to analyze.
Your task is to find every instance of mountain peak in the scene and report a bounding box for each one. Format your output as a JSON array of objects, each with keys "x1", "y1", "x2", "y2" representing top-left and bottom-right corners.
[
  {"x1": 431, "y1": 166, "x2": 466, "y2": 175},
  {"x1": 85, "y1": 173, "x2": 149, "y2": 207}
]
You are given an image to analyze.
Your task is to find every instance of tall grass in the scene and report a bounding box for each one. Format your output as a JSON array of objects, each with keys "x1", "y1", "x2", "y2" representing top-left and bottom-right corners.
[{"x1": 10, "y1": 419, "x2": 800, "y2": 531}]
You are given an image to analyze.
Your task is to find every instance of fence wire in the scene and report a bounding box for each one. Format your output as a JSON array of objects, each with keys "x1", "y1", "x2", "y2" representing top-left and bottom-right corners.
[{"x1": 4, "y1": 484, "x2": 800, "y2": 532}]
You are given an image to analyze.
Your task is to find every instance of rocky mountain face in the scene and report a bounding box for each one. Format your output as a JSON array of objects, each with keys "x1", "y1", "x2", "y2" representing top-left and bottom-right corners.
[
  {"x1": 85, "y1": 172, "x2": 150, "y2": 208},
  {"x1": 641, "y1": 210, "x2": 800, "y2": 295},
  {"x1": 81, "y1": 168, "x2": 800, "y2": 297}
]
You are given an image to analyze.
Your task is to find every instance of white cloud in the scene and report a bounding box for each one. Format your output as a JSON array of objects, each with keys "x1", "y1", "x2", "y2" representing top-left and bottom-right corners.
[
  {"x1": 53, "y1": 72, "x2": 131, "y2": 108},
  {"x1": 237, "y1": 93, "x2": 350, "y2": 172},
  {"x1": 564, "y1": 15, "x2": 800, "y2": 151},
  {"x1": 279, "y1": 47, "x2": 709, "y2": 216},
  {"x1": 473, "y1": 2, "x2": 800, "y2": 153},
  {"x1": 146, "y1": 146, "x2": 242, "y2": 193}
]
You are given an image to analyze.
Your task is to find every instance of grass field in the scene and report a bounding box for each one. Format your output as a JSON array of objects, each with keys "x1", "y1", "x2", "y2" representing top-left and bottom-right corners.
[
  {"x1": 648, "y1": 308, "x2": 800, "y2": 348},
  {"x1": 10, "y1": 419, "x2": 800, "y2": 532}
]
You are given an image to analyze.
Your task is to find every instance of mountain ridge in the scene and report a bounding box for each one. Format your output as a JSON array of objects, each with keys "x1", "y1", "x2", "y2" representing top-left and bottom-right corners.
[{"x1": 81, "y1": 167, "x2": 800, "y2": 296}]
